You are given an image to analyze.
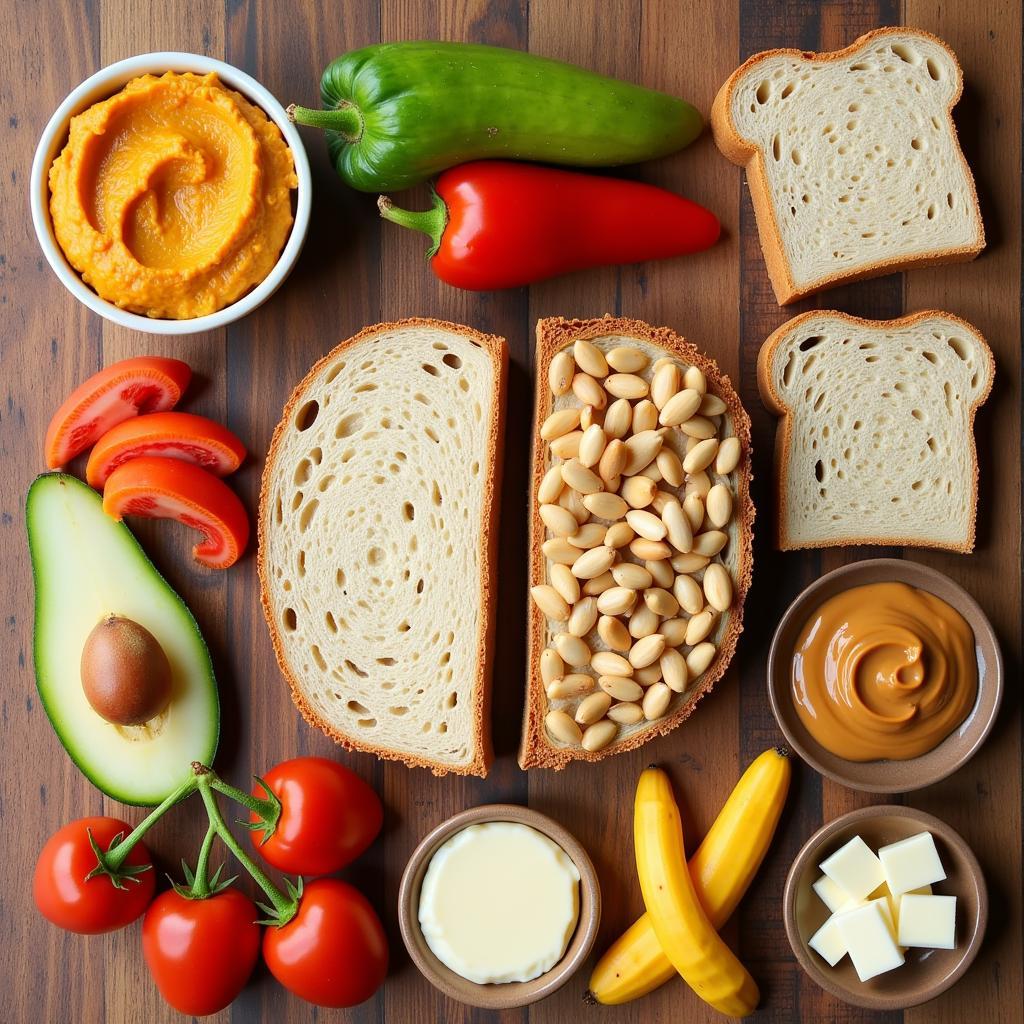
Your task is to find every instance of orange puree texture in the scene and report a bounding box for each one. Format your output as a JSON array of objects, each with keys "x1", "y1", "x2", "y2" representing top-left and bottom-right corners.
[
  {"x1": 791, "y1": 581, "x2": 977, "y2": 762},
  {"x1": 48, "y1": 71, "x2": 297, "y2": 319}
]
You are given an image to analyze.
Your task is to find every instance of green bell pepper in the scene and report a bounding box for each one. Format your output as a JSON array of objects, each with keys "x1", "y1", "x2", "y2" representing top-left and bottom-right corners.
[{"x1": 289, "y1": 41, "x2": 703, "y2": 192}]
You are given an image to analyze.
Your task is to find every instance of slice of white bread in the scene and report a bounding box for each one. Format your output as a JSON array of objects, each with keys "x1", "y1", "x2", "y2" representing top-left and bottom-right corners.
[
  {"x1": 758, "y1": 309, "x2": 993, "y2": 552},
  {"x1": 520, "y1": 317, "x2": 754, "y2": 770},
  {"x1": 712, "y1": 28, "x2": 985, "y2": 305},
  {"x1": 258, "y1": 319, "x2": 507, "y2": 776}
]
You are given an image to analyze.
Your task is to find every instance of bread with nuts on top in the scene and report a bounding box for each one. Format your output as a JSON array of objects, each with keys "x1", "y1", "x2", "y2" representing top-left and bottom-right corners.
[
  {"x1": 520, "y1": 316, "x2": 754, "y2": 770},
  {"x1": 758, "y1": 309, "x2": 993, "y2": 552},
  {"x1": 258, "y1": 318, "x2": 507, "y2": 776},
  {"x1": 711, "y1": 27, "x2": 985, "y2": 305}
]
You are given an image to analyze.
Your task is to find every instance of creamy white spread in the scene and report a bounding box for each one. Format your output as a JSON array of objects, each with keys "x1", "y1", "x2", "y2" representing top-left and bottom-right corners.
[{"x1": 418, "y1": 821, "x2": 581, "y2": 985}]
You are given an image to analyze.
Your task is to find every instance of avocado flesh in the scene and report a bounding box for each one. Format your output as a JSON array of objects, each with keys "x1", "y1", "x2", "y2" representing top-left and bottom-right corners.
[{"x1": 27, "y1": 473, "x2": 219, "y2": 806}]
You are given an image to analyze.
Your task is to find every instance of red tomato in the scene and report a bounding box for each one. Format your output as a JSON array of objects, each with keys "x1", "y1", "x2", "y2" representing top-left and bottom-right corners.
[
  {"x1": 33, "y1": 817, "x2": 155, "y2": 934},
  {"x1": 253, "y1": 757, "x2": 383, "y2": 875},
  {"x1": 102, "y1": 457, "x2": 249, "y2": 569},
  {"x1": 86, "y1": 412, "x2": 246, "y2": 488},
  {"x1": 45, "y1": 357, "x2": 191, "y2": 469},
  {"x1": 263, "y1": 880, "x2": 388, "y2": 1008},
  {"x1": 142, "y1": 887, "x2": 261, "y2": 1016}
]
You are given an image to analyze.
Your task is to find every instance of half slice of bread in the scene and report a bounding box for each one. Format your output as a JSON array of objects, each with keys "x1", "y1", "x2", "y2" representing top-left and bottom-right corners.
[
  {"x1": 520, "y1": 317, "x2": 754, "y2": 770},
  {"x1": 258, "y1": 319, "x2": 507, "y2": 776},
  {"x1": 758, "y1": 309, "x2": 993, "y2": 552},
  {"x1": 712, "y1": 27, "x2": 985, "y2": 305}
]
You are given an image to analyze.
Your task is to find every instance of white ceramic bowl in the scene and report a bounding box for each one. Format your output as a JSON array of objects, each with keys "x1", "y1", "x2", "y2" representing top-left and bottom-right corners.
[{"x1": 30, "y1": 51, "x2": 312, "y2": 336}]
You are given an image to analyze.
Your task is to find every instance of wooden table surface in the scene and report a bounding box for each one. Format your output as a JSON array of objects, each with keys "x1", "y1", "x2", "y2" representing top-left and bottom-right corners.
[{"x1": 1, "y1": 1, "x2": 1020, "y2": 1021}]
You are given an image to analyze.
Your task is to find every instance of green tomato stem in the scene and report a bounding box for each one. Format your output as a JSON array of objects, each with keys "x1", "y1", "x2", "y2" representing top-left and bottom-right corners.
[
  {"x1": 189, "y1": 821, "x2": 218, "y2": 899},
  {"x1": 104, "y1": 774, "x2": 198, "y2": 872},
  {"x1": 196, "y1": 779, "x2": 296, "y2": 924},
  {"x1": 287, "y1": 101, "x2": 363, "y2": 142},
  {"x1": 209, "y1": 775, "x2": 280, "y2": 830},
  {"x1": 377, "y1": 190, "x2": 449, "y2": 259}
]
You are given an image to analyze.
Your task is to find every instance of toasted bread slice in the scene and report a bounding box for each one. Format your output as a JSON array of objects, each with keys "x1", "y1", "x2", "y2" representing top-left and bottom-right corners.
[
  {"x1": 258, "y1": 319, "x2": 507, "y2": 776},
  {"x1": 712, "y1": 27, "x2": 985, "y2": 305},
  {"x1": 520, "y1": 317, "x2": 753, "y2": 770},
  {"x1": 758, "y1": 309, "x2": 993, "y2": 552}
]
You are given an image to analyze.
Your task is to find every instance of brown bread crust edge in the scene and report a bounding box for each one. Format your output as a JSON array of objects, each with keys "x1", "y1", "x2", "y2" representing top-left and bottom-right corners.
[
  {"x1": 710, "y1": 27, "x2": 985, "y2": 306},
  {"x1": 519, "y1": 316, "x2": 754, "y2": 770},
  {"x1": 258, "y1": 318, "x2": 508, "y2": 777}
]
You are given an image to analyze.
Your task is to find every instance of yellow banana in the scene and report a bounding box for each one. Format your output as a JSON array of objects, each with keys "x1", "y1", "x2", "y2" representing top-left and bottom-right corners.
[
  {"x1": 589, "y1": 748, "x2": 790, "y2": 1005},
  {"x1": 631, "y1": 766, "x2": 760, "y2": 1017}
]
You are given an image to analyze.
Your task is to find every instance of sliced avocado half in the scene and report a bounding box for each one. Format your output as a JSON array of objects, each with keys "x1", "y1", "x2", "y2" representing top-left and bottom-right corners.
[{"x1": 27, "y1": 473, "x2": 219, "y2": 806}]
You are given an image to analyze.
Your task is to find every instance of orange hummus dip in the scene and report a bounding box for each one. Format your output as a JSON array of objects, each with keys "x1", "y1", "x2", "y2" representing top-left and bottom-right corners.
[{"x1": 49, "y1": 71, "x2": 297, "y2": 319}]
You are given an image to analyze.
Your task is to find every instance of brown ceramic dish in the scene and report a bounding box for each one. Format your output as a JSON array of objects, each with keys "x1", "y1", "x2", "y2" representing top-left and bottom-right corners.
[
  {"x1": 397, "y1": 804, "x2": 601, "y2": 1009},
  {"x1": 768, "y1": 558, "x2": 1002, "y2": 792},
  {"x1": 785, "y1": 804, "x2": 987, "y2": 1010}
]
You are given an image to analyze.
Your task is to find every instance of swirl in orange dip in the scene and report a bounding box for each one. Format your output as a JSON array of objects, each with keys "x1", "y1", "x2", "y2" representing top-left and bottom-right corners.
[
  {"x1": 49, "y1": 72, "x2": 297, "y2": 319},
  {"x1": 792, "y1": 581, "x2": 976, "y2": 761}
]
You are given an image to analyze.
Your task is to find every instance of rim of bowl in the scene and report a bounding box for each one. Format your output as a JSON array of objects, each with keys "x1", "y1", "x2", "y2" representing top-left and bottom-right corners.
[
  {"x1": 29, "y1": 51, "x2": 312, "y2": 336},
  {"x1": 783, "y1": 804, "x2": 988, "y2": 1010},
  {"x1": 397, "y1": 803, "x2": 601, "y2": 1009},
  {"x1": 767, "y1": 558, "x2": 1004, "y2": 793}
]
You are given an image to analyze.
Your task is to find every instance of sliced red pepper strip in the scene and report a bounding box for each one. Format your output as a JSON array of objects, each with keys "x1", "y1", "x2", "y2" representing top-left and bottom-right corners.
[
  {"x1": 378, "y1": 160, "x2": 721, "y2": 290},
  {"x1": 86, "y1": 412, "x2": 246, "y2": 489},
  {"x1": 45, "y1": 357, "x2": 192, "y2": 469},
  {"x1": 102, "y1": 457, "x2": 249, "y2": 569}
]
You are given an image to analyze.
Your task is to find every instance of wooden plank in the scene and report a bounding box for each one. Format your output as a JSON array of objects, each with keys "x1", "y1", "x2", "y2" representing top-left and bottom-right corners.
[
  {"x1": 901, "y1": 3, "x2": 1023, "y2": 1023},
  {"x1": 527, "y1": 1, "x2": 742, "y2": 1021},
  {"x1": 374, "y1": 4, "x2": 530, "y2": 1024},
  {"x1": 0, "y1": 1, "x2": 101, "y2": 1019}
]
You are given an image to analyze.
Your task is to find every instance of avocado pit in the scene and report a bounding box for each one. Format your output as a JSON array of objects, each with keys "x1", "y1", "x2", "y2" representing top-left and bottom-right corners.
[{"x1": 80, "y1": 615, "x2": 172, "y2": 726}]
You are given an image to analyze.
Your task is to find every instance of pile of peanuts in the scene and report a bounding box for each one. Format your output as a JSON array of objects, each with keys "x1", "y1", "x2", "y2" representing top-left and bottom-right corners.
[{"x1": 531, "y1": 338, "x2": 741, "y2": 754}]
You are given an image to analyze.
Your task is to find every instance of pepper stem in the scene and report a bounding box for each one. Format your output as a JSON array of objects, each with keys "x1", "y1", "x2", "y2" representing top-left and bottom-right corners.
[
  {"x1": 378, "y1": 190, "x2": 449, "y2": 259},
  {"x1": 287, "y1": 101, "x2": 363, "y2": 142},
  {"x1": 196, "y1": 778, "x2": 297, "y2": 926}
]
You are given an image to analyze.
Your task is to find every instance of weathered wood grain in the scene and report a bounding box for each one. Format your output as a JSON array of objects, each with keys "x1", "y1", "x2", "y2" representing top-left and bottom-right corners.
[{"x1": 0, "y1": 1, "x2": 1018, "y2": 1022}]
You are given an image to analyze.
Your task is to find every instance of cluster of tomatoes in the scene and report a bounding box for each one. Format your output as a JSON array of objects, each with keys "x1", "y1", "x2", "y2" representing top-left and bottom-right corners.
[
  {"x1": 33, "y1": 758, "x2": 388, "y2": 1015},
  {"x1": 45, "y1": 355, "x2": 249, "y2": 568}
]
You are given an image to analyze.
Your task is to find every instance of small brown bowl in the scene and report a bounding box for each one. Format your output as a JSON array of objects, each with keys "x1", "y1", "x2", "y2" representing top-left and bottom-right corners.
[
  {"x1": 784, "y1": 804, "x2": 987, "y2": 1010},
  {"x1": 397, "y1": 804, "x2": 601, "y2": 1009},
  {"x1": 768, "y1": 558, "x2": 1002, "y2": 792}
]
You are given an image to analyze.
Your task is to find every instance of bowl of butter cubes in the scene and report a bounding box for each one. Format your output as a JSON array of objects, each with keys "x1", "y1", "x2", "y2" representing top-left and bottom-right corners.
[{"x1": 784, "y1": 804, "x2": 987, "y2": 1009}]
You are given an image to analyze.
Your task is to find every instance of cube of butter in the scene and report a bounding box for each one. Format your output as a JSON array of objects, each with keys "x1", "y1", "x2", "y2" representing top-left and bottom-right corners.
[
  {"x1": 897, "y1": 893, "x2": 957, "y2": 949},
  {"x1": 834, "y1": 901, "x2": 906, "y2": 981},
  {"x1": 878, "y1": 831, "x2": 947, "y2": 895},
  {"x1": 820, "y1": 835, "x2": 886, "y2": 902},
  {"x1": 869, "y1": 881, "x2": 931, "y2": 932},
  {"x1": 812, "y1": 874, "x2": 852, "y2": 914},
  {"x1": 808, "y1": 914, "x2": 848, "y2": 967}
]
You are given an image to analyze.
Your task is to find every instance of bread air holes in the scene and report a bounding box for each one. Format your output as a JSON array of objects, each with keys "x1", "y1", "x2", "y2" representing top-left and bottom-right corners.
[
  {"x1": 324, "y1": 361, "x2": 346, "y2": 383},
  {"x1": 295, "y1": 400, "x2": 319, "y2": 432},
  {"x1": 282, "y1": 607, "x2": 297, "y2": 632},
  {"x1": 310, "y1": 645, "x2": 327, "y2": 672},
  {"x1": 421, "y1": 363, "x2": 440, "y2": 377},
  {"x1": 890, "y1": 42, "x2": 921, "y2": 65},
  {"x1": 922, "y1": 350, "x2": 939, "y2": 365},
  {"x1": 445, "y1": 691, "x2": 458, "y2": 710},
  {"x1": 335, "y1": 413, "x2": 362, "y2": 439},
  {"x1": 344, "y1": 661, "x2": 368, "y2": 679},
  {"x1": 755, "y1": 79, "x2": 771, "y2": 104},
  {"x1": 442, "y1": 353, "x2": 462, "y2": 369},
  {"x1": 298, "y1": 499, "x2": 319, "y2": 532},
  {"x1": 402, "y1": 501, "x2": 415, "y2": 522},
  {"x1": 947, "y1": 337, "x2": 969, "y2": 360}
]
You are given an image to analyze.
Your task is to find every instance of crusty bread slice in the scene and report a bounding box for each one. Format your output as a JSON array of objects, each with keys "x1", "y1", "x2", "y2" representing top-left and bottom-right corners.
[
  {"x1": 712, "y1": 27, "x2": 985, "y2": 305},
  {"x1": 520, "y1": 317, "x2": 754, "y2": 770},
  {"x1": 258, "y1": 319, "x2": 507, "y2": 776},
  {"x1": 758, "y1": 309, "x2": 993, "y2": 552}
]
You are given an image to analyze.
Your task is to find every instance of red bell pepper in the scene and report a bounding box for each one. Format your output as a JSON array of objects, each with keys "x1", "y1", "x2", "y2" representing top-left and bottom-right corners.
[{"x1": 377, "y1": 160, "x2": 720, "y2": 290}]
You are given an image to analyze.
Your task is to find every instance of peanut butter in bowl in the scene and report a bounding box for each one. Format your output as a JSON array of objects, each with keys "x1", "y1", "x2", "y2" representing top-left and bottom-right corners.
[{"x1": 791, "y1": 581, "x2": 977, "y2": 762}]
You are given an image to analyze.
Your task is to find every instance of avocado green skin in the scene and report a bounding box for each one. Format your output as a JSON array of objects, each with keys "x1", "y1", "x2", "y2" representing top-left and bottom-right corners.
[
  {"x1": 317, "y1": 42, "x2": 703, "y2": 191},
  {"x1": 27, "y1": 474, "x2": 219, "y2": 806}
]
